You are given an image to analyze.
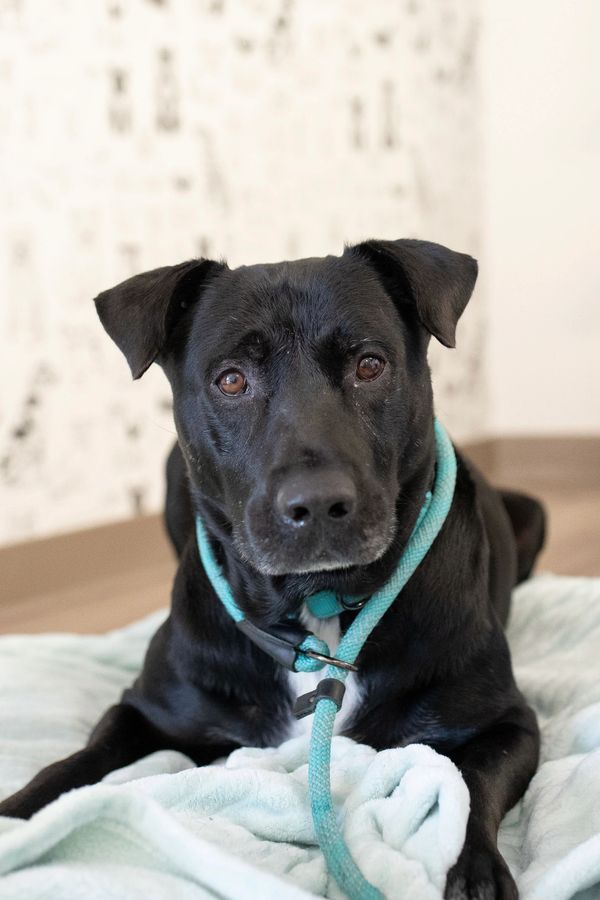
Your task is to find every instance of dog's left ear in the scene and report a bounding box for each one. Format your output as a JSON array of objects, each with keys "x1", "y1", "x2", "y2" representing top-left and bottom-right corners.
[
  {"x1": 94, "y1": 258, "x2": 226, "y2": 379},
  {"x1": 346, "y1": 238, "x2": 478, "y2": 347}
]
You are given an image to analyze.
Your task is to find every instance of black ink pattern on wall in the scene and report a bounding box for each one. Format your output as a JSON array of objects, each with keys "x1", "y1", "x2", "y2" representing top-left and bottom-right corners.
[{"x1": 0, "y1": 0, "x2": 483, "y2": 543}]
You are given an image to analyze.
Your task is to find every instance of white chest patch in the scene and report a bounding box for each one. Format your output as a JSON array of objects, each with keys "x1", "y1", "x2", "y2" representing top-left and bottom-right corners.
[{"x1": 287, "y1": 609, "x2": 362, "y2": 740}]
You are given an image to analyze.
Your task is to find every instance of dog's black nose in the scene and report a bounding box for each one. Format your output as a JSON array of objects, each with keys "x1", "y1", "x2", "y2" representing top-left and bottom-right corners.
[{"x1": 275, "y1": 470, "x2": 357, "y2": 527}]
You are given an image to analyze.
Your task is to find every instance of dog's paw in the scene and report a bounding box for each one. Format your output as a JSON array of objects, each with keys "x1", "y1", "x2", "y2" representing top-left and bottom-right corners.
[
  {"x1": 0, "y1": 790, "x2": 39, "y2": 820},
  {"x1": 0, "y1": 796, "x2": 26, "y2": 819},
  {"x1": 444, "y1": 837, "x2": 518, "y2": 900}
]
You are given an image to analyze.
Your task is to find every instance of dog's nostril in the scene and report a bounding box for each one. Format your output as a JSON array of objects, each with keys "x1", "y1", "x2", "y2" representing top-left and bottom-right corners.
[
  {"x1": 291, "y1": 505, "x2": 310, "y2": 523},
  {"x1": 275, "y1": 472, "x2": 357, "y2": 528},
  {"x1": 328, "y1": 501, "x2": 349, "y2": 519}
]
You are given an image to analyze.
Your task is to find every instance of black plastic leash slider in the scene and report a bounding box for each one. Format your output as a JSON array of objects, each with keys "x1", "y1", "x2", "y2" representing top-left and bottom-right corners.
[{"x1": 293, "y1": 678, "x2": 346, "y2": 720}]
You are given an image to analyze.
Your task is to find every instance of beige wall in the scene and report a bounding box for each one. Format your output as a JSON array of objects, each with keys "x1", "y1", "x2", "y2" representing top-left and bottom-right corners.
[
  {"x1": 3, "y1": 1, "x2": 599, "y2": 548},
  {"x1": 482, "y1": 0, "x2": 600, "y2": 435},
  {"x1": 0, "y1": 1, "x2": 483, "y2": 545}
]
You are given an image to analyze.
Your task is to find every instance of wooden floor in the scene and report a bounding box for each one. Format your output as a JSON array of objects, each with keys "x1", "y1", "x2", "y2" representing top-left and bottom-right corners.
[
  {"x1": 0, "y1": 516, "x2": 176, "y2": 635},
  {"x1": 466, "y1": 436, "x2": 600, "y2": 578},
  {"x1": 1, "y1": 437, "x2": 598, "y2": 635}
]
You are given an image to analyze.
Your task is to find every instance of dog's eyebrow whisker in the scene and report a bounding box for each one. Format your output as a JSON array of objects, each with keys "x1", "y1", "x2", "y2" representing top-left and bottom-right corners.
[
  {"x1": 355, "y1": 409, "x2": 378, "y2": 441},
  {"x1": 151, "y1": 422, "x2": 178, "y2": 436}
]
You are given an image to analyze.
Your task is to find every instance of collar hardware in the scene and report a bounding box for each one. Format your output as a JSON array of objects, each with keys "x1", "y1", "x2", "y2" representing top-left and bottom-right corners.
[
  {"x1": 293, "y1": 678, "x2": 346, "y2": 719},
  {"x1": 339, "y1": 595, "x2": 369, "y2": 612},
  {"x1": 300, "y1": 648, "x2": 358, "y2": 672}
]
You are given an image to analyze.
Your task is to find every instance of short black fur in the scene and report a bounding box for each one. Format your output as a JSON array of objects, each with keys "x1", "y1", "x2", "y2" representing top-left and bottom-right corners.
[{"x1": 0, "y1": 239, "x2": 546, "y2": 900}]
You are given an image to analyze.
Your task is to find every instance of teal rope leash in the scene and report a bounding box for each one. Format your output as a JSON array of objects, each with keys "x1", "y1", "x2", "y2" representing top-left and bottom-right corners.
[
  {"x1": 303, "y1": 419, "x2": 456, "y2": 899},
  {"x1": 195, "y1": 419, "x2": 457, "y2": 899}
]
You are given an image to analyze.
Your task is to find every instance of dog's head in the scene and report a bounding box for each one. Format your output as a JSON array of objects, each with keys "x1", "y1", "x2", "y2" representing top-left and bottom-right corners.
[{"x1": 95, "y1": 240, "x2": 477, "y2": 579}]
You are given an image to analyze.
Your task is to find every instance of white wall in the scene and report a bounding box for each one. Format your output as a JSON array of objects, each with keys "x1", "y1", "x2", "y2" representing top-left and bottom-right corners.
[
  {"x1": 482, "y1": 0, "x2": 600, "y2": 435},
  {"x1": 4, "y1": 0, "x2": 598, "y2": 547},
  {"x1": 0, "y1": 0, "x2": 483, "y2": 544}
]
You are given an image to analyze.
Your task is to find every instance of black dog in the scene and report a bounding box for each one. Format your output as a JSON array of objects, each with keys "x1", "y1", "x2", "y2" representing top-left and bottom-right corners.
[{"x1": 0, "y1": 239, "x2": 545, "y2": 899}]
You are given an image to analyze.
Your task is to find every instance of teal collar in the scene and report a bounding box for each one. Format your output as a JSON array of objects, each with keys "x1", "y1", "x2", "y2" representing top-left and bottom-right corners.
[{"x1": 195, "y1": 418, "x2": 455, "y2": 677}]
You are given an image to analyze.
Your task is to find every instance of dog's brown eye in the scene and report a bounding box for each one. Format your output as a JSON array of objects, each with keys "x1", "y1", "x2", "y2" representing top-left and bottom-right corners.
[
  {"x1": 356, "y1": 355, "x2": 385, "y2": 382},
  {"x1": 217, "y1": 369, "x2": 247, "y2": 395}
]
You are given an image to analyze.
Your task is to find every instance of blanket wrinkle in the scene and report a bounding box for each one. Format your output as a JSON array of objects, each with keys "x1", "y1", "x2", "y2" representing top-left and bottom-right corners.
[{"x1": 0, "y1": 574, "x2": 599, "y2": 899}]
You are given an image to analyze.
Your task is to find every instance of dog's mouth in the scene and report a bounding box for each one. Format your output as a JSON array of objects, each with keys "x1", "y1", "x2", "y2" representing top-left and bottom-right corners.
[{"x1": 233, "y1": 518, "x2": 396, "y2": 578}]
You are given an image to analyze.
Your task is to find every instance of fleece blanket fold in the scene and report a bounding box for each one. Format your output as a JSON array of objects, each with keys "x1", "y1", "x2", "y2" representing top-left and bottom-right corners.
[{"x1": 0, "y1": 574, "x2": 599, "y2": 899}]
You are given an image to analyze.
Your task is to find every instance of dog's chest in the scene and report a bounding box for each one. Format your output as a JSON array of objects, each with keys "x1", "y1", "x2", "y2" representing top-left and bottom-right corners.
[{"x1": 286, "y1": 610, "x2": 362, "y2": 740}]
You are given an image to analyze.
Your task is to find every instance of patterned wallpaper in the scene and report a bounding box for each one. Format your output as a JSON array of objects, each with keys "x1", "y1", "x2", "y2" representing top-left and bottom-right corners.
[{"x1": 0, "y1": 0, "x2": 483, "y2": 544}]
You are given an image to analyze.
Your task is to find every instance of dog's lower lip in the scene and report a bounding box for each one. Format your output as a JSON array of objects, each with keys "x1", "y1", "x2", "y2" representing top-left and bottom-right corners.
[{"x1": 268, "y1": 557, "x2": 362, "y2": 576}]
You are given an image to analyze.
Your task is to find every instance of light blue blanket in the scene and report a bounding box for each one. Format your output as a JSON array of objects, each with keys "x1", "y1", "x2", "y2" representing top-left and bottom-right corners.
[{"x1": 0, "y1": 574, "x2": 599, "y2": 899}]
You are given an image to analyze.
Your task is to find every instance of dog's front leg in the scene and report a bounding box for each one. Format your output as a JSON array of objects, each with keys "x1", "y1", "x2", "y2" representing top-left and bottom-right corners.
[
  {"x1": 0, "y1": 703, "x2": 167, "y2": 819},
  {"x1": 444, "y1": 701, "x2": 539, "y2": 900},
  {"x1": 0, "y1": 701, "x2": 234, "y2": 820}
]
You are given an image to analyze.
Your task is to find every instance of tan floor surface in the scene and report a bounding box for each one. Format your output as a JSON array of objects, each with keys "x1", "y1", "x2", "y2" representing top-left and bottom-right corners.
[{"x1": 1, "y1": 450, "x2": 598, "y2": 635}]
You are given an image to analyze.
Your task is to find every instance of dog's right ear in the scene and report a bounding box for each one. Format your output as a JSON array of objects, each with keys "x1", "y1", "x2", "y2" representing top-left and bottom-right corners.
[{"x1": 94, "y1": 258, "x2": 226, "y2": 379}]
